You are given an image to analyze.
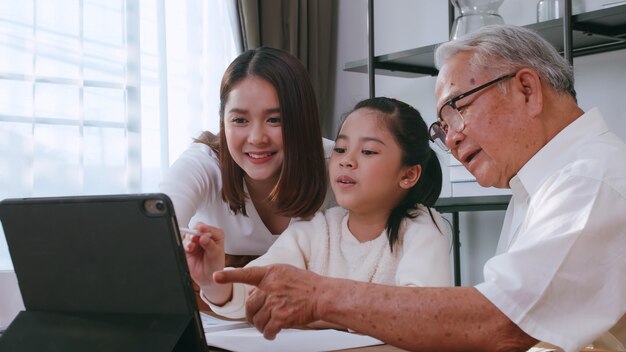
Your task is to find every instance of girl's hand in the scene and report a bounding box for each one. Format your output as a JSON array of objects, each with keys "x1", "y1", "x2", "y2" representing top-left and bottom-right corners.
[{"x1": 183, "y1": 222, "x2": 226, "y2": 288}]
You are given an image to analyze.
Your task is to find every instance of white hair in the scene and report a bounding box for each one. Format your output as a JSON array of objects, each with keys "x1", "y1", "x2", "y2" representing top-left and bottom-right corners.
[{"x1": 435, "y1": 24, "x2": 576, "y2": 99}]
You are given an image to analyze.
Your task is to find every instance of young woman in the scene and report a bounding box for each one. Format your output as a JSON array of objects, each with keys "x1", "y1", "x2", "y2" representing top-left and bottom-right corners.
[
  {"x1": 159, "y1": 47, "x2": 335, "y2": 263},
  {"x1": 185, "y1": 97, "x2": 451, "y2": 320}
]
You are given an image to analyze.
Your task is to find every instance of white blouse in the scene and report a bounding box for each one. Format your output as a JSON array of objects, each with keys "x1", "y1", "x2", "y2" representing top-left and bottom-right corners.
[{"x1": 159, "y1": 139, "x2": 336, "y2": 255}]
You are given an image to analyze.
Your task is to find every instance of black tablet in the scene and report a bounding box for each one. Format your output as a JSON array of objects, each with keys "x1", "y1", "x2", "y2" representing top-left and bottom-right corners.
[{"x1": 0, "y1": 193, "x2": 207, "y2": 352}]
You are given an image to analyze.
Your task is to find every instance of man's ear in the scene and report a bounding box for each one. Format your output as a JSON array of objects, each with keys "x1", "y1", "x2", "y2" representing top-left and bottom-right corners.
[
  {"x1": 516, "y1": 68, "x2": 543, "y2": 117},
  {"x1": 400, "y1": 165, "x2": 422, "y2": 189}
]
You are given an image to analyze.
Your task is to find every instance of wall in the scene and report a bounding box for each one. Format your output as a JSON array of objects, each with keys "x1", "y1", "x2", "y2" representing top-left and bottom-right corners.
[{"x1": 333, "y1": 0, "x2": 626, "y2": 285}]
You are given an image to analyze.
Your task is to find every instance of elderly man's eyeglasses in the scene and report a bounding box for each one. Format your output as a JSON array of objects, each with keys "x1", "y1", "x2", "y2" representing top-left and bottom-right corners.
[{"x1": 428, "y1": 72, "x2": 517, "y2": 151}]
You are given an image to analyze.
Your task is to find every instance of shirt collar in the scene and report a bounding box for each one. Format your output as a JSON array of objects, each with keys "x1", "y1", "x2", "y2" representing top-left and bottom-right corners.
[{"x1": 515, "y1": 108, "x2": 608, "y2": 197}]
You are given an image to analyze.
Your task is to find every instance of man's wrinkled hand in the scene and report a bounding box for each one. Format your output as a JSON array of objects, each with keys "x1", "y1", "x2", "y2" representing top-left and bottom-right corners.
[{"x1": 214, "y1": 264, "x2": 323, "y2": 340}]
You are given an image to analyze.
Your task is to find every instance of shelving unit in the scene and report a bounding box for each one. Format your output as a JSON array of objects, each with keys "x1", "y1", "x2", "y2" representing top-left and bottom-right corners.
[
  {"x1": 345, "y1": 4, "x2": 626, "y2": 78},
  {"x1": 348, "y1": 1, "x2": 626, "y2": 286},
  {"x1": 434, "y1": 195, "x2": 511, "y2": 286},
  {"x1": 434, "y1": 194, "x2": 511, "y2": 213}
]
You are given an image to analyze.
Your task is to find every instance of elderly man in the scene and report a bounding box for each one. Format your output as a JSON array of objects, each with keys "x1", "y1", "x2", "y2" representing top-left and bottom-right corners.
[{"x1": 214, "y1": 25, "x2": 626, "y2": 351}]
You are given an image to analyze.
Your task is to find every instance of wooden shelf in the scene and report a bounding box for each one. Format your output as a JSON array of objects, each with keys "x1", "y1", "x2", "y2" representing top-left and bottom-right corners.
[{"x1": 344, "y1": 4, "x2": 626, "y2": 78}]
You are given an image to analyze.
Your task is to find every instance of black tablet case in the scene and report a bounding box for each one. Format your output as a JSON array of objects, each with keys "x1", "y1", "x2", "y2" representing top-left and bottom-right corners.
[{"x1": 0, "y1": 193, "x2": 207, "y2": 352}]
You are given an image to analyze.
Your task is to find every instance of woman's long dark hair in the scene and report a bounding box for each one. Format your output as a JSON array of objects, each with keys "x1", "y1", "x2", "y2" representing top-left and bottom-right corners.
[
  {"x1": 340, "y1": 97, "x2": 443, "y2": 251},
  {"x1": 197, "y1": 47, "x2": 327, "y2": 218}
]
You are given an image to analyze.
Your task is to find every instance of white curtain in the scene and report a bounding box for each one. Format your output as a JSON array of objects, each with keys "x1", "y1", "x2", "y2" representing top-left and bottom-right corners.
[{"x1": 0, "y1": 0, "x2": 240, "y2": 269}]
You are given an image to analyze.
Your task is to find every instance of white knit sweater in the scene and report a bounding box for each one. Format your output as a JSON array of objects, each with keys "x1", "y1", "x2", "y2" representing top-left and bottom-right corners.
[{"x1": 207, "y1": 206, "x2": 451, "y2": 319}]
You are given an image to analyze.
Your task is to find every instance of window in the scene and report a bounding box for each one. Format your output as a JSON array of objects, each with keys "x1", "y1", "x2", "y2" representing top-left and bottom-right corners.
[{"x1": 0, "y1": 0, "x2": 240, "y2": 269}]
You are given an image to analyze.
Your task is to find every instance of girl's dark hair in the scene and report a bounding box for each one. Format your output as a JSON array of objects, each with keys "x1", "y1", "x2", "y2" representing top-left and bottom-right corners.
[
  {"x1": 341, "y1": 97, "x2": 443, "y2": 251},
  {"x1": 197, "y1": 47, "x2": 327, "y2": 218}
]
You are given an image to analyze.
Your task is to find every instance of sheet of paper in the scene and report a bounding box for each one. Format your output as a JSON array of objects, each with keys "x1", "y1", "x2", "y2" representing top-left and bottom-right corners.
[
  {"x1": 205, "y1": 327, "x2": 383, "y2": 352},
  {"x1": 0, "y1": 270, "x2": 23, "y2": 331},
  {"x1": 200, "y1": 312, "x2": 250, "y2": 333}
]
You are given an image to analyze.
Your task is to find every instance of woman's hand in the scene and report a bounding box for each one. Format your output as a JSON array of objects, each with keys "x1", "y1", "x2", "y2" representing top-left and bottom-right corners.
[{"x1": 184, "y1": 223, "x2": 232, "y2": 304}]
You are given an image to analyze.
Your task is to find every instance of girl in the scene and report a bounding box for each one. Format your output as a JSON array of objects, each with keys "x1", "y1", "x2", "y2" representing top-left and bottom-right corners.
[{"x1": 186, "y1": 97, "x2": 451, "y2": 319}]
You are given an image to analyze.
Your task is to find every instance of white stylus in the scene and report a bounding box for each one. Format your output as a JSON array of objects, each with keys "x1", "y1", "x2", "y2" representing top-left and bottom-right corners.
[{"x1": 179, "y1": 227, "x2": 211, "y2": 238}]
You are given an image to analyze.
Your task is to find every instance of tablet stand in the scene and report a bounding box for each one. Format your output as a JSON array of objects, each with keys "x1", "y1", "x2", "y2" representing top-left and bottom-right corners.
[{"x1": 0, "y1": 310, "x2": 206, "y2": 352}]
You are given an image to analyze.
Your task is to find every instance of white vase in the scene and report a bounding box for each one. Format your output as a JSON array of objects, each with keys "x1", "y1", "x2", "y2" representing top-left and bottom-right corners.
[{"x1": 450, "y1": 0, "x2": 505, "y2": 40}]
